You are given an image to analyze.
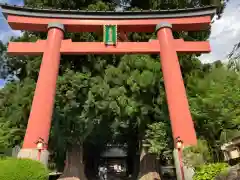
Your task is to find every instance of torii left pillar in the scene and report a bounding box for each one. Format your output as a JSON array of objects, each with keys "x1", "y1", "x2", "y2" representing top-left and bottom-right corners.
[{"x1": 17, "y1": 22, "x2": 64, "y2": 165}]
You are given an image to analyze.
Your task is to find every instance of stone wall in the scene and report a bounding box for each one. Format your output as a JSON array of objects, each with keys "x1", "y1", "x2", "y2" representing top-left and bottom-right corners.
[{"x1": 215, "y1": 164, "x2": 240, "y2": 180}]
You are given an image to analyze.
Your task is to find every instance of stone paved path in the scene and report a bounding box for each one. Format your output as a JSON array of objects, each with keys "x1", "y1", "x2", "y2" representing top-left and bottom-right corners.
[{"x1": 91, "y1": 173, "x2": 129, "y2": 180}]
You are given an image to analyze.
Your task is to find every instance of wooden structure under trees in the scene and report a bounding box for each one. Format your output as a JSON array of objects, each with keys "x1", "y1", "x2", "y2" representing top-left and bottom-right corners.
[{"x1": 221, "y1": 136, "x2": 240, "y2": 165}]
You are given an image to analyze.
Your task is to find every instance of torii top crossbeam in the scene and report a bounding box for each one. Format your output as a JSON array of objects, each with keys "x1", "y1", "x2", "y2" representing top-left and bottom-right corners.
[
  {"x1": 1, "y1": 4, "x2": 215, "y2": 32},
  {"x1": 1, "y1": 4, "x2": 216, "y2": 55}
]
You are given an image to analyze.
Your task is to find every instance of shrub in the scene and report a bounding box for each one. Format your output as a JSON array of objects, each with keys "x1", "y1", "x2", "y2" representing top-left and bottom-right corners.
[
  {"x1": 193, "y1": 163, "x2": 229, "y2": 180},
  {"x1": 183, "y1": 139, "x2": 213, "y2": 168},
  {"x1": 0, "y1": 158, "x2": 49, "y2": 180}
]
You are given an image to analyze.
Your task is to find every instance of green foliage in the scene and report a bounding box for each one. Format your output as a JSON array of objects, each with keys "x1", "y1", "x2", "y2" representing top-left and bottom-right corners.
[
  {"x1": 183, "y1": 139, "x2": 212, "y2": 168},
  {"x1": 188, "y1": 66, "x2": 240, "y2": 161},
  {"x1": 129, "y1": 0, "x2": 223, "y2": 10},
  {"x1": 144, "y1": 122, "x2": 169, "y2": 155},
  {"x1": 193, "y1": 163, "x2": 229, "y2": 180},
  {"x1": 55, "y1": 69, "x2": 92, "y2": 145},
  {"x1": 0, "y1": 148, "x2": 12, "y2": 158},
  {"x1": 85, "y1": 55, "x2": 165, "y2": 140},
  {"x1": 0, "y1": 158, "x2": 49, "y2": 180},
  {"x1": 0, "y1": 78, "x2": 35, "y2": 148},
  {"x1": 0, "y1": 41, "x2": 8, "y2": 79},
  {"x1": 87, "y1": 1, "x2": 114, "y2": 11}
]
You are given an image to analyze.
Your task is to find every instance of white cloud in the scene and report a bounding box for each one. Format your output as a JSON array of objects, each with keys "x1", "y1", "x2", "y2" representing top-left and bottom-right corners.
[{"x1": 200, "y1": 0, "x2": 240, "y2": 63}]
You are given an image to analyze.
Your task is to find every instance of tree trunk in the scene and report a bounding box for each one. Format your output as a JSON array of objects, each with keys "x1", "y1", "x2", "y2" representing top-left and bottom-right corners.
[
  {"x1": 58, "y1": 145, "x2": 87, "y2": 180},
  {"x1": 138, "y1": 147, "x2": 161, "y2": 180}
]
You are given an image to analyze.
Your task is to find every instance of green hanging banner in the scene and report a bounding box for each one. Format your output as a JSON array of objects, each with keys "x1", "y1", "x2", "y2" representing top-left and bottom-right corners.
[{"x1": 103, "y1": 25, "x2": 117, "y2": 45}]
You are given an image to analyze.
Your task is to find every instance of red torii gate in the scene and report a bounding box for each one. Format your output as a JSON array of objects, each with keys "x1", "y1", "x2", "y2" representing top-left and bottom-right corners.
[{"x1": 1, "y1": 4, "x2": 215, "y2": 165}]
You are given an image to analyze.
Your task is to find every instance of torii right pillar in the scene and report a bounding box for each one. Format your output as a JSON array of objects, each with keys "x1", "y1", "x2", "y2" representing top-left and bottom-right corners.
[{"x1": 156, "y1": 22, "x2": 197, "y2": 180}]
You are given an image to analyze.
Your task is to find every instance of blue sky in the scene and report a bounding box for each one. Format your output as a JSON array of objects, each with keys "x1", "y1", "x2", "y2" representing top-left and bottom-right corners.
[
  {"x1": 0, "y1": 0, "x2": 240, "y2": 88},
  {"x1": 0, "y1": 0, "x2": 23, "y2": 88},
  {"x1": 0, "y1": 0, "x2": 23, "y2": 43},
  {"x1": 0, "y1": 79, "x2": 5, "y2": 87}
]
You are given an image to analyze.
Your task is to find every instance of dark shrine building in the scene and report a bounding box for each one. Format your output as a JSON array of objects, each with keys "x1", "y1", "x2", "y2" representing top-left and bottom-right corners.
[{"x1": 100, "y1": 144, "x2": 128, "y2": 177}]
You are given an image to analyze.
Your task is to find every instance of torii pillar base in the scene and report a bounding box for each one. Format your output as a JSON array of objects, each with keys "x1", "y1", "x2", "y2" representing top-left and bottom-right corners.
[{"x1": 17, "y1": 149, "x2": 49, "y2": 166}]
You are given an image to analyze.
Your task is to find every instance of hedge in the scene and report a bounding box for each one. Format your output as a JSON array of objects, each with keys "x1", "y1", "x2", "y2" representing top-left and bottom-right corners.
[
  {"x1": 0, "y1": 157, "x2": 49, "y2": 180},
  {"x1": 193, "y1": 163, "x2": 229, "y2": 180}
]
